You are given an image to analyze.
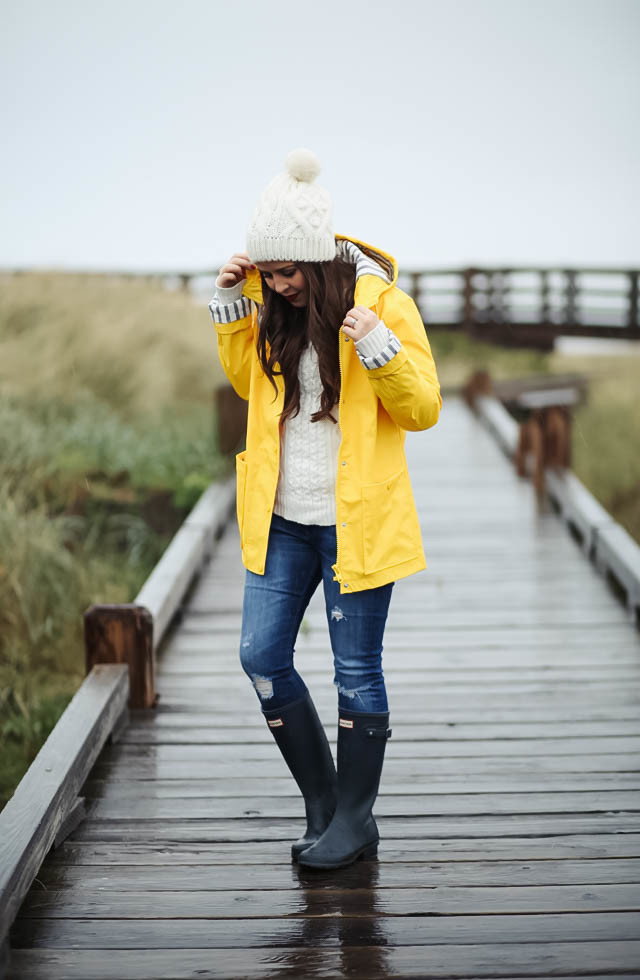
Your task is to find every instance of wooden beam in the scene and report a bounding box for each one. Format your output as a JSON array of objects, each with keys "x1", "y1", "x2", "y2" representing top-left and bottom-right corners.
[{"x1": 0, "y1": 664, "x2": 129, "y2": 944}]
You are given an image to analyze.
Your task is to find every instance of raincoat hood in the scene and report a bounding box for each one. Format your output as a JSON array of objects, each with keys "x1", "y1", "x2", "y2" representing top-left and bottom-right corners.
[{"x1": 240, "y1": 234, "x2": 398, "y2": 309}]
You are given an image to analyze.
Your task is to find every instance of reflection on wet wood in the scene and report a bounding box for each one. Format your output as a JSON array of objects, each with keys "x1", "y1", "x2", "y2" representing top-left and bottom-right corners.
[
  {"x1": 10, "y1": 911, "x2": 640, "y2": 948},
  {"x1": 28, "y1": 857, "x2": 640, "y2": 890},
  {"x1": 8, "y1": 398, "x2": 640, "y2": 979},
  {"x1": 18, "y1": 884, "x2": 640, "y2": 918}
]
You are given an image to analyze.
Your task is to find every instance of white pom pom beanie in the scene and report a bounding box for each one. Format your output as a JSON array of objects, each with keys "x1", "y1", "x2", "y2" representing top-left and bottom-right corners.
[{"x1": 246, "y1": 148, "x2": 337, "y2": 263}]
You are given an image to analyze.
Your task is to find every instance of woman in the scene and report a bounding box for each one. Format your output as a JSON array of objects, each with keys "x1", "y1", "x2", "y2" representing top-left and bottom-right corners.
[{"x1": 209, "y1": 149, "x2": 441, "y2": 870}]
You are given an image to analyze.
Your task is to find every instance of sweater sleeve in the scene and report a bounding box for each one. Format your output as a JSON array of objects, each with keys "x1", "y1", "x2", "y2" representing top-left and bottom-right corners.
[
  {"x1": 354, "y1": 319, "x2": 402, "y2": 370},
  {"x1": 208, "y1": 280, "x2": 253, "y2": 324}
]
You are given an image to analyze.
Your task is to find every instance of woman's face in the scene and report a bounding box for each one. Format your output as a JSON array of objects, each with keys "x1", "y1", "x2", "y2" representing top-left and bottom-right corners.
[{"x1": 255, "y1": 261, "x2": 308, "y2": 308}]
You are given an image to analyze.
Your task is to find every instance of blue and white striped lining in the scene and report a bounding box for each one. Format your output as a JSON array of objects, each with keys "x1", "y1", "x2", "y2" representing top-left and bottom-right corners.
[
  {"x1": 354, "y1": 320, "x2": 403, "y2": 370},
  {"x1": 208, "y1": 292, "x2": 252, "y2": 325},
  {"x1": 335, "y1": 239, "x2": 393, "y2": 283}
]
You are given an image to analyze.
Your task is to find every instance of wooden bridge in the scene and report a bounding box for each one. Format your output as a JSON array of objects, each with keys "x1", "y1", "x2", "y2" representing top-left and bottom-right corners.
[{"x1": 2, "y1": 394, "x2": 640, "y2": 979}]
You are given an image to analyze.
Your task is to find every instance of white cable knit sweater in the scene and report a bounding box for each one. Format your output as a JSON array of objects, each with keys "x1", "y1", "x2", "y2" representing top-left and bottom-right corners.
[
  {"x1": 273, "y1": 341, "x2": 342, "y2": 524},
  {"x1": 210, "y1": 241, "x2": 403, "y2": 526}
]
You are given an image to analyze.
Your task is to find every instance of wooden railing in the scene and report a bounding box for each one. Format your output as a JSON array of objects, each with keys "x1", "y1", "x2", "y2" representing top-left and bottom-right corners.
[
  {"x1": 464, "y1": 374, "x2": 640, "y2": 624},
  {"x1": 399, "y1": 267, "x2": 640, "y2": 349}
]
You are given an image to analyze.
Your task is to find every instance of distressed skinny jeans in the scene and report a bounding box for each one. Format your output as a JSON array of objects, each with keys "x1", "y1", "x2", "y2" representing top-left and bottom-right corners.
[{"x1": 239, "y1": 513, "x2": 393, "y2": 713}]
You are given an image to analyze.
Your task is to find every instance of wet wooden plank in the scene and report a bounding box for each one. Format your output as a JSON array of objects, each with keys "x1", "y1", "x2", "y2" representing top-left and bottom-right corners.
[
  {"x1": 18, "y1": 883, "x2": 640, "y2": 918},
  {"x1": 90, "y1": 754, "x2": 640, "y2": 778},
  {"x1": 70, "y1": 813, "x2": 640, "y2": 843},
  {"x1": 10, "y1": 912, "x2": 640, "y2": 948},
  {"x1": 8, "y1": 943, "x2": 640, "y2": 980},
  {"x1": 171, "y1": 609, "x2": 633, "y2": 629},
  {"x1": 83, "y1": 790, "x2": 640, "y2": 820},
  {"x1": 121, "y1": 716, "x2": 640, "y2": 737},
  {"x1": 29, "y1": 858, "x2": 640, "y2": 891},
  {"x1": 135, "y1": 700, "x2": 640, "y2": 722},
  {"x1": 48, "y1": 833, "x2": 640, "y2": 865},
  {"x1": 153, "y1": 690, "x2": 640, "y2": 711},
  {"x1": 153, "y1": 671, "x2": 640, "y2": 691},
  {"x1": 163, "y1": 628, "x2": 640, "y2": 654},
  {"x1": 97, "y1": 735, "x2": 640, "y2": 758},
  {"x1": 82, "y1": 773, "x2": 640, "y2": 798}
]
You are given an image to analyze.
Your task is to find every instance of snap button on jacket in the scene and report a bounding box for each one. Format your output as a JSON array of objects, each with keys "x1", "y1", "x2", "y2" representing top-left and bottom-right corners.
[{"x1": 213, "y1": 234, "x2": 442, "y2": 594}]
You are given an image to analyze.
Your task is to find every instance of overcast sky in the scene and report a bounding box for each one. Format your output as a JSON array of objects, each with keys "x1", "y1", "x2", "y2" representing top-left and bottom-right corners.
[{"x1": 2, "y1": 0, "x2": 639, "y2": 272}]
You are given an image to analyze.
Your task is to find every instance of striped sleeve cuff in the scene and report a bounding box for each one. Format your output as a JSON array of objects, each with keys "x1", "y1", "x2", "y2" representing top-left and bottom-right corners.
[
  {"x1": 208, "y1": 281, "x2": 252, "y2": 324},
  {"x1": 354, "y1": 319, "x2": 402, "y2": 370}
]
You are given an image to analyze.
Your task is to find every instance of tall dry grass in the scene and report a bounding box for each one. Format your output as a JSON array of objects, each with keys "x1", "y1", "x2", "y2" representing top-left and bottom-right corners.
[{"x1": 0, "y1": 272, "x2": 223, "y2": 415}]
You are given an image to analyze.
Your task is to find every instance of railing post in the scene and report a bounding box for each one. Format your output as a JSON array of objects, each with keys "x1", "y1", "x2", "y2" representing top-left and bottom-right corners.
[
  {"x1": 462, "y1": 369, "x2": 493, "y2": 408},
  {"x1": 494, "y1": 271, "x2": 507, "y2": 324},
  {"x1": 84, "y1": 604, "x2": 155, "y2": 709},
  {"x1": 461, "y1": 267, "x2": 476, "y2": 333},
  {"x1": 539, "y1": 269, "x2": 550, "y2": 324},
  {"x1": 408, "y1": 271, "x2": 421, "y2": 307},
  {"x1": 564, "y1": 269, "x2": 578, "y2": 327},
  {"x1": 515, "y1": 412, "x2": 545, "y2": 495},
  {"x1": 628, "y1": 270, "x2": 639, "y2": 331},
  {"x1": 544, "y1": 406, "x2": 572, "y2": 469}
]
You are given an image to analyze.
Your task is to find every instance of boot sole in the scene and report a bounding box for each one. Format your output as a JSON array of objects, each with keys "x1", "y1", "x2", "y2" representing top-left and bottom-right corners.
[{"x1": 298, "y1": 841, "x2": 378, "y2": 870}]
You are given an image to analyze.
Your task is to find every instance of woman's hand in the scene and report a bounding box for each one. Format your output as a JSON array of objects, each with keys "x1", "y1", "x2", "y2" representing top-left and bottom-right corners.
[
  {"x1": 216, "y1": 252, "x2": 256, "y2": 288},
  {"x1": 341, "y1": 305, "x2": 380, "y2": 342}
]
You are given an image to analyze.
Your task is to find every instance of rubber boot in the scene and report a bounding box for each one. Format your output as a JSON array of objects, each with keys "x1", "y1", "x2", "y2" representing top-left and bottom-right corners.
[
  {"x1": 297, "y1": 707, "x2": 391, "y2": 870},
  {"x1": 262, "y1": 693, "x2": 338, "y2": 862}
]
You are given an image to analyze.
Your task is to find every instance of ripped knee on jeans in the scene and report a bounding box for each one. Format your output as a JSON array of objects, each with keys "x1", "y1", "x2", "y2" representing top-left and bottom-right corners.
[
  {"x1": 334, "y1": 678, "x2": 364, "y2": 704},
  {"x1": 251, "y1": 674, "x2": 274, "y2": 700}
]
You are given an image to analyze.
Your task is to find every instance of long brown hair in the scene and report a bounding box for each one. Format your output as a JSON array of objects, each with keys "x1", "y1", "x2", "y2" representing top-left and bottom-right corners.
[{"x1": 256, "y1": 257, "x2": 357, "y2": 425}]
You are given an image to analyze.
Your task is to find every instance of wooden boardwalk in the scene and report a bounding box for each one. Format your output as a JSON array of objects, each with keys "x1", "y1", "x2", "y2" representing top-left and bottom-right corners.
[{"x1": 8, "y1": 396, "x2": 640, "y2": 979}]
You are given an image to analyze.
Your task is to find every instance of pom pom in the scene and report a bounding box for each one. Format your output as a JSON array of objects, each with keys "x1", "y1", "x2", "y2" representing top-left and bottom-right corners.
[{"x1": 285, "y1": 148, "x2": 322, "y2": 183}]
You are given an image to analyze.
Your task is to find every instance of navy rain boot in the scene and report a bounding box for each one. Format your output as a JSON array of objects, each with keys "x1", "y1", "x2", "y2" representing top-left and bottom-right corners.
[
  {"x1": 262, "y1": 693, "x2": 338, "y2": 862},
  {"x1": 298, "y1": 708, "x2": 391, "y2": 870}
]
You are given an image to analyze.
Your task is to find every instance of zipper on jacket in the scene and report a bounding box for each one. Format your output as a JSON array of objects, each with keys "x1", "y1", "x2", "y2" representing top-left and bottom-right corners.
[{"x1": 332, "y1": 329, "x2": 346, "y2": 589}]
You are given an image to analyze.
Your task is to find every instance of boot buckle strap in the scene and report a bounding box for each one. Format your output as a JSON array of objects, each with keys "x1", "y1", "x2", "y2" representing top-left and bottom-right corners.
[{"x1": 365, "y1": 726, "x2": 392, "y2": 739}]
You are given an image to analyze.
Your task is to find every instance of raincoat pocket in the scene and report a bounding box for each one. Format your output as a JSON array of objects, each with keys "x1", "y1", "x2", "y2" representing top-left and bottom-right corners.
[{"x1": 361, "y1": 468, "x2": 422, "y2": 574}]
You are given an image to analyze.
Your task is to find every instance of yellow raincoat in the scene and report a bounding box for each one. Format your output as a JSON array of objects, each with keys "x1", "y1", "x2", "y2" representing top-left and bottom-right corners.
[{"x1": 213, "y1": 234, "x2": 441, "y2": 593}]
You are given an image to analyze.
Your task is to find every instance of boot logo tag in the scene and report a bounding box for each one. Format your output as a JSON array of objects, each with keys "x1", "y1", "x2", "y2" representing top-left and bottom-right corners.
[
  {"x1": 339, "y1": 718, "x2": 354, "y2": 729},
  {"x1": 267, "y1": 718, "x2": 284, "y2": 728}
]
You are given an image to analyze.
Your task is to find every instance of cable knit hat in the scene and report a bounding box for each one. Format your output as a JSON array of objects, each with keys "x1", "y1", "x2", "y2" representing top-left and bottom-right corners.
[{"x1": 246, "y1": 148, "x2": 337, "y2": 263}]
